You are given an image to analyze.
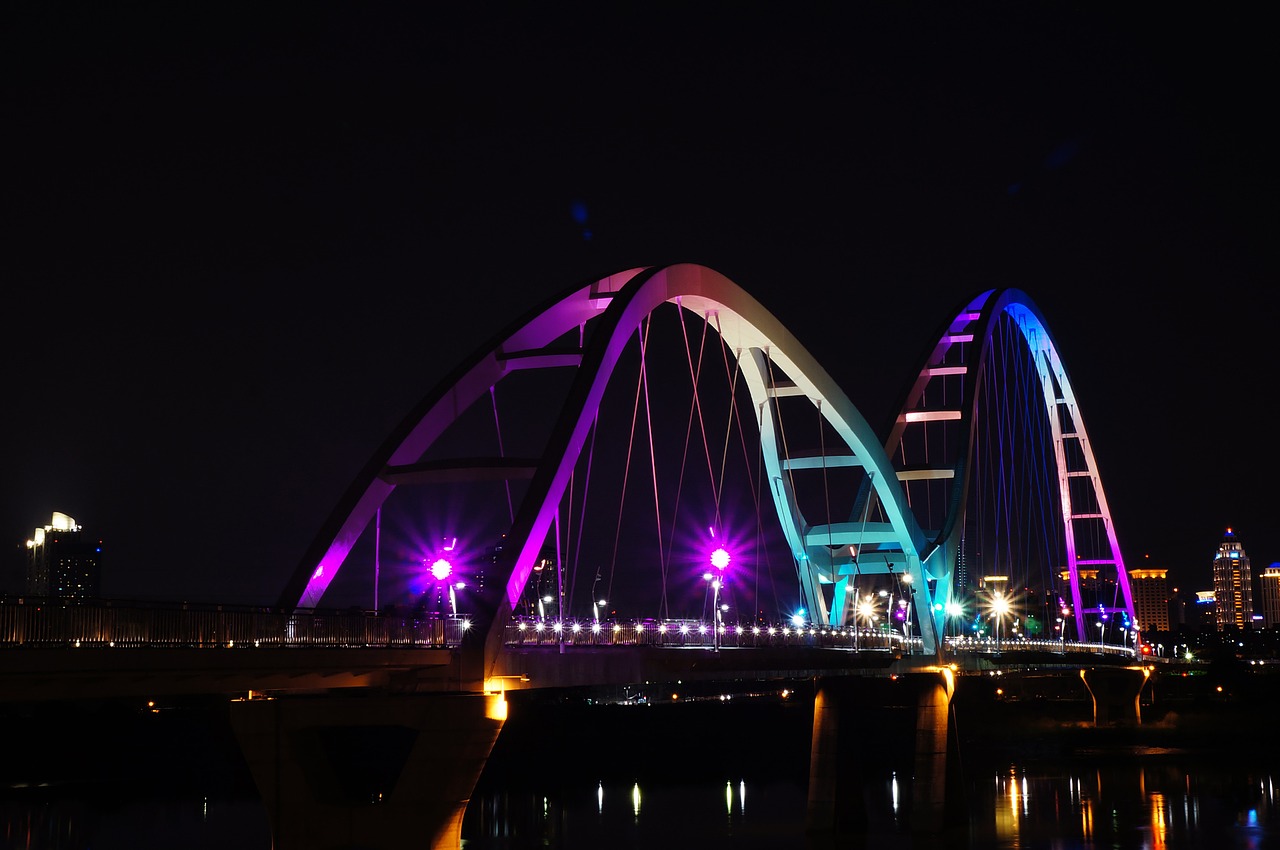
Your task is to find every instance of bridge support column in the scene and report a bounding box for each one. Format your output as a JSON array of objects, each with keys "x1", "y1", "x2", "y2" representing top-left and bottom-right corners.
[
  {"x1": 806, "y1": 672, "x2": 960, "y2": 840},
  {"x1": 230, "y1": 692, "x2": 505, "y2": 850},
  {"x1": 909, "y1": 669, "x2": 957, "y2": 835},
  {"x1": 1079, "y1": 666, "x2": 1152, "y2": 726},
  {"x1": 805, "y1": 678, "x2": 867, "y2": 835}
]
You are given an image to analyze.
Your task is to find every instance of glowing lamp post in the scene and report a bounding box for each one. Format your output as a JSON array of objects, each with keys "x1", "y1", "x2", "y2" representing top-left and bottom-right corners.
[
  {"x1": 856, "y1": 595, "x2": 876, "y2": 651},
  {"x1": 707, "y1": 544, "x2": 730, "y2": 653},
  {"x1": 990, "y1": 591, "x2": 1010, "y2": 654},
  {"x1": 899, "y1": 572, "x2": 914, "y2": 649},
  {"x1": 945, "y1": 600, "x2": 964, "y2": 649}
]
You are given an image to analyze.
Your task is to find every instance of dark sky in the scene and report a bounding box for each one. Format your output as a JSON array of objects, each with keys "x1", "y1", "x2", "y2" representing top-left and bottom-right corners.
[{"x1": 4, "y1": 4, "x2": 1274, "y2": 608}]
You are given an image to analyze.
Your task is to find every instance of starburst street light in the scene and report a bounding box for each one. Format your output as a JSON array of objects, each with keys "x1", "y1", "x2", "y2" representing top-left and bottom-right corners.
[
  {"x1": 422, "y1": 538, "x2": 467, "y2": 615},
  {"x1": 856, "y1": 594, "x2": 877, "y2": 650},
  {"x1": 989, "y1": 591, "x2": 1011, "y2": 654},
  {"x1": 706, "y1": 533, "x2": 731, "y2": 653},
  {"x1": 944, "y1": 599, "x2": 965, "y2": 647}
]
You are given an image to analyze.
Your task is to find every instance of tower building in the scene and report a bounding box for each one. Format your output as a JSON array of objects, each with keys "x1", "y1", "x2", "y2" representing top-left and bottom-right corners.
[
  {"x1": 1260, "y1": 563, "x2": 1280, "y2": 629},
  {"x1": 1128, "y1": 566, "x2": 1170, "y2": 632},
  {"x1": 1211, "y1": 527, "x2": 1253, "y2": 630},
  {"x1": 25, "y1": 512, "x2": 102, "y2": 600}
]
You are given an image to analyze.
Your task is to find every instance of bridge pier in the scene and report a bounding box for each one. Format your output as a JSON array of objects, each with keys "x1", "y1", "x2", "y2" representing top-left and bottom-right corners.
[
  {"x1": 229, "y1": 692, "x2": 505, "y2": 850},
  {"x1": 1079, "y1": 666, "x2": 1152, "y2": 726},
  {"x1": 806, "y1": 671, "x2": 960, "y2": 839},
  {"x1": 806, "y1": 678, "x2": 866, "y2": 835},
  {"x1": 909, "y1": 669, "x2": 957, "y2": 833}
]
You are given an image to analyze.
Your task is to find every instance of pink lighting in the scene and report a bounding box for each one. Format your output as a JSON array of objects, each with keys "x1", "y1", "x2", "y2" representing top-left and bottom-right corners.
[
  {"x1": 430, "y1": 558, "x2": 453, "y2": 581},
  {"x1": 710, "y1": 547, "x2": 730, "y2": 570}
]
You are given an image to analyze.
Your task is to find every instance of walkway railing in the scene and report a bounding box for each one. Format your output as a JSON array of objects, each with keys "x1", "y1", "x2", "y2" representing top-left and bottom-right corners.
[
  {"x1": 1, "y1": 599, "x2": 1142, "y2": 660},
  {"x1": 503, "y1": 617, "x2": 921, "y2": 651},
  {"x1": 0, "y1": 597, "x2": 467, "y2": 648}
]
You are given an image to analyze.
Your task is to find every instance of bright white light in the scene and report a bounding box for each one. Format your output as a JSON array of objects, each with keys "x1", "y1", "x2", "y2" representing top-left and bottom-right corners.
[
  {"x1": 429, "y1": 558, "x2": 452, "y2": 581},
  {"x1": 710, "y1": 547, "x2": 730, "y2": 570}
]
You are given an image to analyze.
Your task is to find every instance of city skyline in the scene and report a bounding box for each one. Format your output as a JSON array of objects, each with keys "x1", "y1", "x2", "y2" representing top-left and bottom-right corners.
[{"x1": 3, "y1": 5, "x2": 1273, "y2": 607}]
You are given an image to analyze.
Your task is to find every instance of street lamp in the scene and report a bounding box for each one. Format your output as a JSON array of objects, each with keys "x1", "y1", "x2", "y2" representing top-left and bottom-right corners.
[
  {"x1": 990, "y1": 591, "x2": 1010, "y2": 654},
  {"x1": 945, "y1": 600, "x2": 964, "y2": 650},
  {"x1": 856, "y1": 594, "x2": 876, "y2": 650},
  {"x1": 896, "y1": 572, "x2": 914, "y2": 650},
  {"x1": 707, "y1": 541, "x2": 730, "y2": 653}
]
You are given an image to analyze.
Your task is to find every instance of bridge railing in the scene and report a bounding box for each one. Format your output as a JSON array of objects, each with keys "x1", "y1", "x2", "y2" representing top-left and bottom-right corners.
[
  {"x1": 499, "y1": 618, "x2": 1141, "y2": 659},
  {"x1": 0, "y1": 598, "x2": 468, "y2": 649},
  {"x1": 502, "y1": 617, "x2": 921, "y2": 651}
]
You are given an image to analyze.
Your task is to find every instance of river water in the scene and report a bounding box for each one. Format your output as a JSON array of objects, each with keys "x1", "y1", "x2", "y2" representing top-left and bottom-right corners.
[{"x1": 1, "y1": 679, "x2": 1276, "y2": 849}]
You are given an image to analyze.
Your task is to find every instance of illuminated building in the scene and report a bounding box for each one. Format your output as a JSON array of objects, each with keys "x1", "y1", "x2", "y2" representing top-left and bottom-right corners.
[
  {"x1": 24, "y1": 512, "x2": 102, "y2": 600},
  {"x1": 1127, "y1": 568, "x2": 1170, "y2": 631},
  {"x1": 1261, "y1": 563, "x2": 1280, "y2": 628},
  {"x1": 1211, "y1": 528, "x2": 1253, "y2": 630}
]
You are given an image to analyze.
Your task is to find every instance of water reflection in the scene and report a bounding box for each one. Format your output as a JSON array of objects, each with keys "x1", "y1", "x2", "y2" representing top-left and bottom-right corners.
[
  {"x1": 975, "y1": 757, "x2": 1278, "y2": 850},
  {"x1": 462, "y1": 758, "x2": 1279, "y2": 849},
  {"x1": 1, "y1": 757, "x2": 1275, "y2": 848}
]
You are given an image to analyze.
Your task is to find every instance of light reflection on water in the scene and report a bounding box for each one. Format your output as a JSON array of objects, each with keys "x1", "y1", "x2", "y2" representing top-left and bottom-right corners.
[
  {"x1": 1, "y1": 759, "x2": 1275, "y2": 848},
  {"x1": 462, "y1": 759, "x2": 1280, "y2": 850}
]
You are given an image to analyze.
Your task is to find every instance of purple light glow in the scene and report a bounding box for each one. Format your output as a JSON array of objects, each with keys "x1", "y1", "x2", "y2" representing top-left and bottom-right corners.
[
  {"x1": 710, "y1": 547, "x2": 731, "y2": 570},
  {"x1": 430, "y1": 558, "x2": 453, "y2": 582}
]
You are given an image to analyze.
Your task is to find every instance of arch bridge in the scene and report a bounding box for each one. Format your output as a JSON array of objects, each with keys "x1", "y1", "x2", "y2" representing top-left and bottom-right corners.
[{"x1": 278, "y1": 263, "x2": 1138, "y2": 687}]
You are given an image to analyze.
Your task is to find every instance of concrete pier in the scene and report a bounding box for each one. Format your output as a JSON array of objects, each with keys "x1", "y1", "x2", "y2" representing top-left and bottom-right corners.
[
  {"x1": 1079, "y1": 666, "x2": 1153, "y2": 726},
  {"x1": 230, "y1": 692, "x2": 505, "y2": 850},
  {"x1": 806, "y1": 671, "x2": 959, "y2": 838}
]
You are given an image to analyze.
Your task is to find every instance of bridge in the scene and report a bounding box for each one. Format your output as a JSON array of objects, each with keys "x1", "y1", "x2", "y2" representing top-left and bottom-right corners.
[{"x1": 2, "y1": 264, "x2": 1158, "y2": 849}]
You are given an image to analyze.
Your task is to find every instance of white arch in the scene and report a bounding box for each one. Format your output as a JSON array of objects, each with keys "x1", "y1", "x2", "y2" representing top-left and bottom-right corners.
[{"x1": 886, "y1": 288, "x2": 1135, "y2": 643}]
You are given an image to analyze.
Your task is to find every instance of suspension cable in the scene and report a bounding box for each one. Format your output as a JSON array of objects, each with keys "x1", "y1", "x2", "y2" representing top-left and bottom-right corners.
[
  {"x1": 572, "y1": 412, "x2": 600, "y2": 617},
  {"x1": 489, "y1": 385, "x2": 514, "y2": 526},
  {"x1": 661, "y1": 303, "x2": 708, "y2": 581},
  {"x1": 608, "y1": 321, "x2": 650, "y2": 617},
  {"x1": 764, "y1": 349, "x2": 807, "y2": 611},
  {"x1": 637, "y1": 315, "x2": 669, "y2": 617}
]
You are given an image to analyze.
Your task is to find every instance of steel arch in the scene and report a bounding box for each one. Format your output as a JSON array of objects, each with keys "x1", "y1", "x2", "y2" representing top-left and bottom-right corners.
[
  {"x1": 885, "y1": 288, "x2": 1135, "y2": 643},
  {"x1": 278, "y1": 264, "x2": 942, "y2": 667}
]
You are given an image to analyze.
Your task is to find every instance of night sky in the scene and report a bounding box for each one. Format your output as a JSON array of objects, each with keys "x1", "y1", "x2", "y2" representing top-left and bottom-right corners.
[{"x1": 4, "y1": 4, "x2": 1274, "y2": 608}]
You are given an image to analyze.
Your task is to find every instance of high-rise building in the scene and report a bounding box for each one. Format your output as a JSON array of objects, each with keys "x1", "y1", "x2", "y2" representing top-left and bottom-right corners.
[
  {"x1": 1261, "y1": 563, "x2": 1280, "y2": 629},
  {"x1": 1211, "y1": 527, "x2": 1253, "y2": 629},
  {"x1": 1128, "y1": 567, "x2": 1170, "y2": 632},
  {"x1": 25, "y1": 512, "x2": 102, "y2": 600}
]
